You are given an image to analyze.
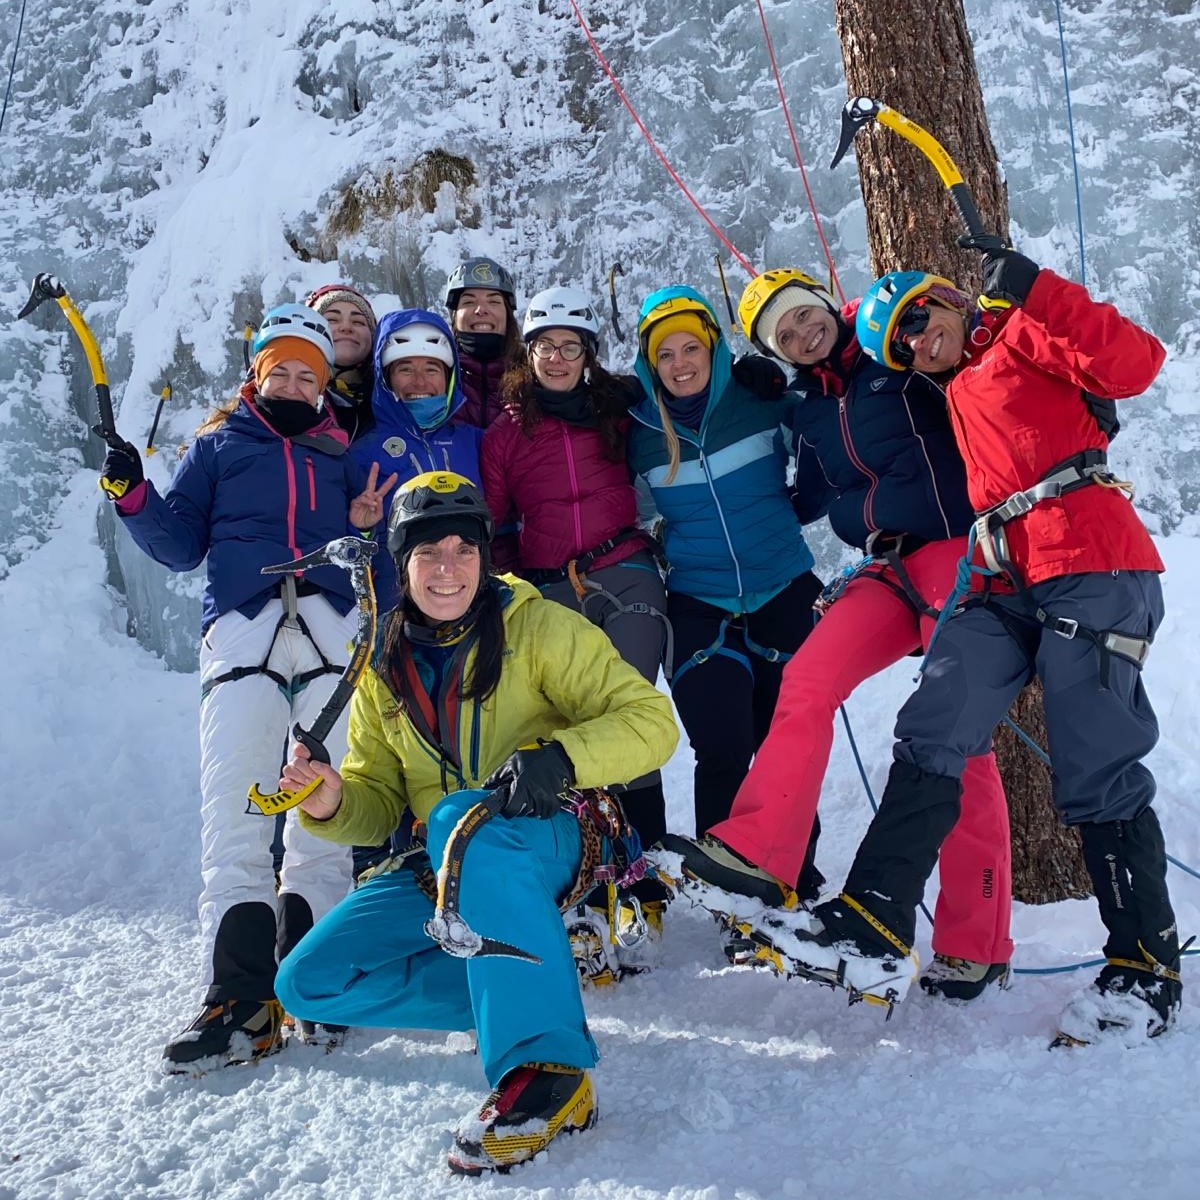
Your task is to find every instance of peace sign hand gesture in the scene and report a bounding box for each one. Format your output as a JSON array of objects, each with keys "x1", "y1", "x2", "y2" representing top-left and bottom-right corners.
[{"x1": 350, "y1": 462, "x2": 399, "y2": 531}]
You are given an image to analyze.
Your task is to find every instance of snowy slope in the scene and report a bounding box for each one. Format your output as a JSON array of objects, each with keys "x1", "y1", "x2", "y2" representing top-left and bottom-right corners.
[{"x1": 2, "y1": 481, "x2": 1199, "y2": 1199}]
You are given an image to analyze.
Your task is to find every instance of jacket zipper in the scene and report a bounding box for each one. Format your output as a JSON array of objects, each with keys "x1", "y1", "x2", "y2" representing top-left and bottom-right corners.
[
  {"x1": 305, "y1": 456, "x2": 316, "y2": 512},
  {"x1": 282, "y1": 440, "x2": 300, "y2": 559},
  {"x1": 838, "y1": 394, "x2": 880, "y2": 534},
  {"x1": 561, "y1": 423, "x2": 584, "y2": 551}
]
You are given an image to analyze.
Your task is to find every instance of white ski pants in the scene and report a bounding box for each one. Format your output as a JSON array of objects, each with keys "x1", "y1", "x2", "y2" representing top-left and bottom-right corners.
[{"x1": 196, "y1": 595, "x2": 355, "y2": 992}]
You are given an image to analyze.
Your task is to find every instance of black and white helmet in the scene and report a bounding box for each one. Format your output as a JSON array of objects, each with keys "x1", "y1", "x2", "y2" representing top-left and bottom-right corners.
[
  {"x1": 522, "y1": 287, "x2": 601, "y2": 347},
  {"x1": 380, "y1": 322, "x2": 456, "y2": 370},
  {"x1": 444, "y1": 257, "x2": 517, "y2": 311}
]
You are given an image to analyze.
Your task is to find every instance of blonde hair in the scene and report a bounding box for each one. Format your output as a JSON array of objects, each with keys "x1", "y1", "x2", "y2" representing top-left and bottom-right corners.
[{"x1": 654, "y1": 389, "x2": 683, "y2": 485}]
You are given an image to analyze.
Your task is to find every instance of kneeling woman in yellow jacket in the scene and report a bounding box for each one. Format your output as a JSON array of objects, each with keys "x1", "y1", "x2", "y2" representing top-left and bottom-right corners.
[{"x1": 275, "y1": 471, "x2": 678, "y2": 1176}]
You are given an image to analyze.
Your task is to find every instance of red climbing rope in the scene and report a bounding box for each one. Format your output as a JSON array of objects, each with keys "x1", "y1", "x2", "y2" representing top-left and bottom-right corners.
[
  {"x1": 565, "y1": 0, "x2": 758, "y2": 277},
  {"x1": 754, "y1": 0, "x2": 845, "y2": 303}
]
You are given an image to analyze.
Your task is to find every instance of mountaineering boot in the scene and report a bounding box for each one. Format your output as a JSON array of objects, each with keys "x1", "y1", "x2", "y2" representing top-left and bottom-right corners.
[
  {"x1": 651, "y1": 832, "x2": 800, "y2": 915},
  {"x1": 920, "y1": 954, "x2": 1012, "y2": 1001},
  {"x1": 1055, "y1": 811, "x2": 1183, "y2": 1047},
  {"x1": 448, "y1": 1063, "x2": 597, "y2": 1175},
  {"x1": 162, "y1": 998, "x2": 286, "y2": 1074},
  {"x1": 782, "y1": 892, "x2": 921, "y2": 1010}
]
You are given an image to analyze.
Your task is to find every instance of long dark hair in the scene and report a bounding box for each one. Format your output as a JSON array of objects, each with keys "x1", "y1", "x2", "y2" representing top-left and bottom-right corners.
[
  {"x1": 381, "y1": 567, "x2": 506, "y2": 705},
  {"x1": 499, "y1": 344, "x2": 631, "y2": 461}
]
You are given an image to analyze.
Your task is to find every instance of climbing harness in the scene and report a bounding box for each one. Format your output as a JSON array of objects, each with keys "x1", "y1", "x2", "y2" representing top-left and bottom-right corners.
[
  {"x1": 530, "y1": 534, "x2": 676, "y2": 674},
  {"x1": 245, "y1": 536, "x2": 377, "y2": 816},
  {"x1": 972, "y1": 449, "x2": 1134, "y2": 582},
  {"x1": 667, "y1": 611, "x2": 791, "y2": 687}
]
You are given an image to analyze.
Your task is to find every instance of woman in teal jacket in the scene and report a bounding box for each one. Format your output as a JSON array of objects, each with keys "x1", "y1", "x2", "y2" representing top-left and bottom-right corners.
[{"x1": 627, "y1": 287, "x2": 825, "y2": 894}]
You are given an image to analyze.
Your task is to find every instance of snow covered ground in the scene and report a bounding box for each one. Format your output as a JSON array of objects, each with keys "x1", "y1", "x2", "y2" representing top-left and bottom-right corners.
[{"x1": 3, "y1": 480, "x2": 1199, "y2": 1200}]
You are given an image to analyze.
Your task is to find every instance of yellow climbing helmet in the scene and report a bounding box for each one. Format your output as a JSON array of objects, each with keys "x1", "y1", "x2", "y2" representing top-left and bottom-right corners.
[
  {"x1": 637, "y1": 289, "x2": 720, "y2": 363},
  {"x1": 738, "y1": 269, "x2": 838, "y2": 353}
]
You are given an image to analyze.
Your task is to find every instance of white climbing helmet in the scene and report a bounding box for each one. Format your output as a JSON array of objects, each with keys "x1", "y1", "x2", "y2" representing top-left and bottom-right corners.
[
  {"x1": 380, "y1": 322, "x2": 456, "y2": 370},
  {"x1": 522, "y1": 286, "x2": 601, "y2": 346}
]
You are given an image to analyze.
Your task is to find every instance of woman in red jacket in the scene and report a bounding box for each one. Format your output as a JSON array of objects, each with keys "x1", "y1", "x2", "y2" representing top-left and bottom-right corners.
[{"x1": 481, "y1": 286, "x2": 671, "y2": 984}]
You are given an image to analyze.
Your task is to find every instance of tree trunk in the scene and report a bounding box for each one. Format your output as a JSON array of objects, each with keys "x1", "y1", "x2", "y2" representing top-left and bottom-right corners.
[{"x1": 832, "y1": 0, "x2": 1091, "y2": 904}]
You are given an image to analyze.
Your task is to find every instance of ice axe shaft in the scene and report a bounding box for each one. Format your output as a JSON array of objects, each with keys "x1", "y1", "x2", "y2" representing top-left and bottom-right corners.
[
  {"x1": 830, "y1": 96, "x2": 987, "y2": 240},
  {"x1": 18, "y1": 273, "x2": 123, "y2": 450},
  {"x1": 424, "y1": 790, "x2": 542, "y2": 963},
  {"x1": 607, "y1": 261, "x2": 626, "y2": 342}
]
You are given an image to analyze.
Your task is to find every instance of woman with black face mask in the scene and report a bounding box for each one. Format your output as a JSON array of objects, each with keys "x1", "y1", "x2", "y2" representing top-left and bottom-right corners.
[
  {"x1": 443, "y1": 256, "x2": 523, "y2": 430},
  {"x1": 481, "y1": 286, "x2": 674, "y2": 986}
]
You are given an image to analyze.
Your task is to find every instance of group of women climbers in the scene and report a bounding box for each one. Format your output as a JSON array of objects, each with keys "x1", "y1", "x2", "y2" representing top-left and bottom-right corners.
[
  {"x1": 660, "y1": 268, "x2": 1014, "y2": 999},
  {"x1": 96, "y1": 233, "x2": 1181, "y2": 1172},
  {"x1": 663, "y1": 246, "x2": 1182, "y2": 1047}
]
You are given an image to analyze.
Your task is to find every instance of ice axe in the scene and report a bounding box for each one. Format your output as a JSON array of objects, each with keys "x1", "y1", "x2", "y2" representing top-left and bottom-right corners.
[
  {"x1": 246, "y1": 535, "x2": 379, "y2": 817},
  {"x1": 830, "y1": 96, "x2": 995, "y2": 245},
  {"x1": 424, "y1": 789, "x2": 542, "y2": 963},
  {"x1": 18, "y1": 272, "x2": 125, "y2": 451}
]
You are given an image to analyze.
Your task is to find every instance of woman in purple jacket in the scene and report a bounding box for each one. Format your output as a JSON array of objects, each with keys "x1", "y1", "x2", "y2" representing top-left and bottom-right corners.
[
  {"x1": 481, "y1": 286, "x2": 671, "y2": 984},
  {"x1": 99, "y1": 304, "x2": 396, "y2": 1072}
]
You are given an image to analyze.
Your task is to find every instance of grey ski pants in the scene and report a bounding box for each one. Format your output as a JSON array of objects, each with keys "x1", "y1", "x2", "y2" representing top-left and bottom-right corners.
[{"x1": 894, "y1": 569, "x2": 1164, "y2": 825}]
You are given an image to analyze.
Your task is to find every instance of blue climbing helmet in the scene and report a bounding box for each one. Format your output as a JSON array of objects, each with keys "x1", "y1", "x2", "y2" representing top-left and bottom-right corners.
[
  {"x1": 856, "y1": 271, "x2": 970, "y2": 370},
  {"x1": 252, "y1": 303, "x2": 336, "y2": 365}
]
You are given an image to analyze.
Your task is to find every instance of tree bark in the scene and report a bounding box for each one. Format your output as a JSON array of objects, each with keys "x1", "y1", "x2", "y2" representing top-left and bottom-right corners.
[{"x1": 832, "y1": 0, "x2": 1092, "y2": 904}]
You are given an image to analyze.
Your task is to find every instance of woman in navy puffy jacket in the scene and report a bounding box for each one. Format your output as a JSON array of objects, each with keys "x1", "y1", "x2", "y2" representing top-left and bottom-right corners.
[{"x1": 100, "y1": 304, "x2": 395, "y2": 1071}]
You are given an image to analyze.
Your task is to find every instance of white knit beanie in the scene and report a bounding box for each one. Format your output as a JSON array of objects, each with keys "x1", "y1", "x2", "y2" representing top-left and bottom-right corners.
[{"x1": 755, "y1": 284, "x2": 836, "y2": 359}]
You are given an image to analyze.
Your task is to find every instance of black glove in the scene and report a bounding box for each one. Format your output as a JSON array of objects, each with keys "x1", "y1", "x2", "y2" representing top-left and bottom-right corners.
[
  {"x1": 981, "y1": 248, "x2": 1040, "y2": 306},
  {"x1": 485, "y1": 741, "x2": 575, "y2": 819},
  {"x1": 100, "y1": 438, "x2": 144, "y2": 501},
  {"x1": 731, "y1": 354, "x2": 788, "y2": 400}
]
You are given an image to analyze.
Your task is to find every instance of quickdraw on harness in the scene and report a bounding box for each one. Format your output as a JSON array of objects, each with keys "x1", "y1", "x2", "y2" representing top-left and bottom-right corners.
[{"x1": 530, "y1": 528, "x2": 675, "y2": 675}]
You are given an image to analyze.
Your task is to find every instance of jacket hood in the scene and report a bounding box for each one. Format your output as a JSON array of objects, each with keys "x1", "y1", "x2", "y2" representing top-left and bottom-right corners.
[
  {"x1": 631, "y1": 285, "x2": 733, "y2": 433},
  {"x1": 369, "y1": 308, "x2": 469, "y2": 436}
]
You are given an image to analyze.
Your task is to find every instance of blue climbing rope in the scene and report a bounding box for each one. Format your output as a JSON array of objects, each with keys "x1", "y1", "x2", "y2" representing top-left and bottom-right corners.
[
  {"x1": 0, "y1": 0, "x2": 28, "y2": 139},
  {"x1": 1054, "y1": 0, "x2": 1088, "y2": 285}
]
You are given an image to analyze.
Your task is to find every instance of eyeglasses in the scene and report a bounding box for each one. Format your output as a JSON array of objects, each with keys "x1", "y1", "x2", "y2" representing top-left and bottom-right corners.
[{"x1": 530, "y1": 338, "x2": 586, "y2": 361}]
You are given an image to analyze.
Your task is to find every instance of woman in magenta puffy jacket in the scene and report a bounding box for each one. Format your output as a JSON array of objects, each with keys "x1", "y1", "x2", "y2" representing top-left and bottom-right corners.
[{"x1": 481, "y1": 286, "x2": 672, "y2": 982}]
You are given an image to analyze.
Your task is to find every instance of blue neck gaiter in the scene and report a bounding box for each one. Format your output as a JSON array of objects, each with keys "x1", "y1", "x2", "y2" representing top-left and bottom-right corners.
[{"x1": 404, "y1": 394, "x2": 451, "y2": 431}]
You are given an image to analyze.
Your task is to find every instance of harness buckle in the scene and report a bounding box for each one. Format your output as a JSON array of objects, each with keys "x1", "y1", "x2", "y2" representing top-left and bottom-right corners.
[
  {"x1": 1103, "y1": 631, "x2": 1152, "y2": 668},
  {"x1": 1050, "y1": 617, "x2": 1079, "y2": 640}
]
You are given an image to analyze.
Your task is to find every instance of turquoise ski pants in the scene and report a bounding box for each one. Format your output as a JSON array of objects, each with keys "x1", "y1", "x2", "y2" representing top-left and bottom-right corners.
[{"x1": 274, "y1": 789, "x2": 598, "y2": 1086}]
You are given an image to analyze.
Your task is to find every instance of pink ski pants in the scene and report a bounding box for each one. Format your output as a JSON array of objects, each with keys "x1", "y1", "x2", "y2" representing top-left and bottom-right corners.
[{"x1": 709, "y1": 537, "x2": 1014, "y2": 963}]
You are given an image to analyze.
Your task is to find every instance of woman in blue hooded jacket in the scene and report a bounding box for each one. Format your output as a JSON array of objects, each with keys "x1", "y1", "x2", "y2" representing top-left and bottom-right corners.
[
  {"x1": 351, "y1": 308, "x2": 485, "y2": 614},
  {"x1": 626, "y1": 287, "x2": 827, "y2": 894}
]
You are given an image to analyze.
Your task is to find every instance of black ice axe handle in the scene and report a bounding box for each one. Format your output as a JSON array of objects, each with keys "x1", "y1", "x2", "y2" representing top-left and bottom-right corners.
[
  {"x1": 424, "y1": 789, "x2": 543, "y2": 963},
  {"x1": 18, "y1": 273, "x2": 124, "y2": 450},
  {"x1": 830, "y1": 96, "x2": 989, "y2": 241}
]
